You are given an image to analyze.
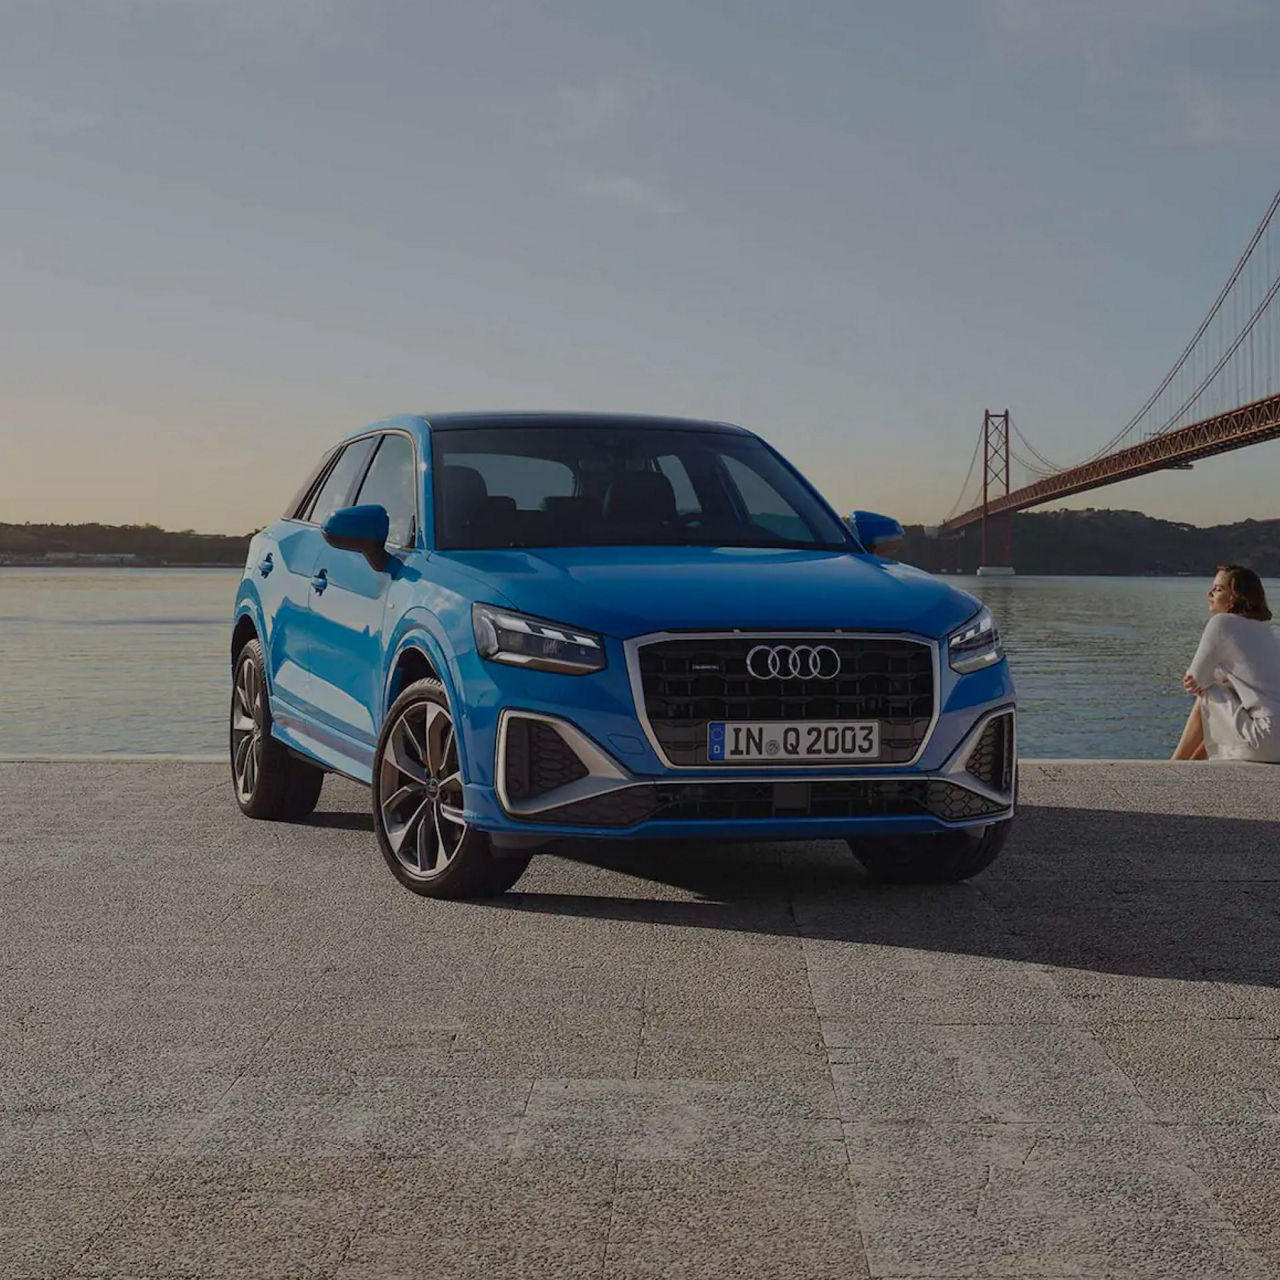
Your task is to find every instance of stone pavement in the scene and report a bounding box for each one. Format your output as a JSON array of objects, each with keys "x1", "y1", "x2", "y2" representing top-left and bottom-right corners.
[{"x1": 1, "y1": 759, "x2": 1279, "y2": 1279}]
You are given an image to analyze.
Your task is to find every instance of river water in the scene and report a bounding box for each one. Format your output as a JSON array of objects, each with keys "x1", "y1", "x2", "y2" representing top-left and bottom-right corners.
[{"x1": 0, "y1": 567, "x2": 1255, "y2": 759}]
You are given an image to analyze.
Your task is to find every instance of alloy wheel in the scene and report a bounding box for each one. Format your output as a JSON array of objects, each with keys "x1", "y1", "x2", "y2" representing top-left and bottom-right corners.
[
  {"x1": 378, "y1": 700, "x2": 467, "y2": 879},
  {"x1": 231, "y1": 656, "x2": 264, "y2": 803}
]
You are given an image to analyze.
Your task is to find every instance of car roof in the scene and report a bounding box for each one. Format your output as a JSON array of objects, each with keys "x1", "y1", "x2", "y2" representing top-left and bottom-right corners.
[
  {"x1": 422, "y1": 411, "x2": 750, "y2": 435},
  {"x1": 335, "y1": 412, "x2": 755, "y2": 451}
]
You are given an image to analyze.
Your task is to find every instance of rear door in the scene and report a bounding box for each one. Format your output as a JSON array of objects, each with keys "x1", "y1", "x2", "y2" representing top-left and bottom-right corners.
[
  {"x1": 255, "y1": 449, "x2": 334, "y2": 715},
  {"x1": 307, "y1": 431, "x2": 421, "y2": 755}
]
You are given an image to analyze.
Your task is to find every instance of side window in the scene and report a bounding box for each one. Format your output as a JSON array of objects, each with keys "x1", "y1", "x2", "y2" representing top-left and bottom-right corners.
[
  {"x1": 306, "y1": 437, "x2": 378, "y2": 526},
  {"x1": 354, "y1": 434, "x2": 418, "y2": 547},
  {"x1": 655, "y1": 454, "x2": 700, "y2": 515},
  {"x1": 285, "y1": 449, "x2": 337, "y2": 520}
]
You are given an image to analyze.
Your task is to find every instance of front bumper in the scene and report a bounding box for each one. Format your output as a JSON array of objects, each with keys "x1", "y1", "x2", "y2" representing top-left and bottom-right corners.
[{"x1": 462, "y1": 700, "x2": 1017, "y2": 843}]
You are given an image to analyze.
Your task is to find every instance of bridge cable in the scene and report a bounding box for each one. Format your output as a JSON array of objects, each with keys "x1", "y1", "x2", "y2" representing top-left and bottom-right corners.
[
  {"x1": 1153, "y1": 268, "x2": 1280, "y2": 435},
  {"x1": 1009, "y1": 415, "x2": 1062, "y2": 474},
  {"x1": 945, "y1": 423, "x2": 985, "y2": 521},
  {"x1": 1084, "y1": 184, "x2": 1280, "y2": 462}
]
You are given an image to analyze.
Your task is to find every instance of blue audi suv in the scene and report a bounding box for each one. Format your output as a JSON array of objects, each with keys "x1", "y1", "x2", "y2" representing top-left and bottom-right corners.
[{"x1": 231, "y1": 413, "x2": 1015, "y2": 897}]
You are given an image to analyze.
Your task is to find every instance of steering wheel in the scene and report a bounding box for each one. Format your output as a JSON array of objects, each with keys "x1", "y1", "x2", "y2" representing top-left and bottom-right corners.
[{"x1": 671, "y1": 512, "x2": 708, "y2": 529}]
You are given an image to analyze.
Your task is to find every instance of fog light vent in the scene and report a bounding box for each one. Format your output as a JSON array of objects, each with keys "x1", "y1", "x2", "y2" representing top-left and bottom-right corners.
[
  {"x1": 965, "y1": 714, "x2": 1013, "y2": 792},
  {"x1": 503, "y1": 718, "x2": 590, "y2": 801}
]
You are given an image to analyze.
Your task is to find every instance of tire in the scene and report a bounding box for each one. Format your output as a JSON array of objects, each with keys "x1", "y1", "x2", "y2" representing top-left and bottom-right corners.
[
  {"x1": 371, "y1": 678, "x2": 532, "y2": 898},
  {"x1": 230, "y1": 639, "x2": 325, "y2": 821},
  {"x1": 848, "y1": 819, "x2": 1012, "y2": 885}
]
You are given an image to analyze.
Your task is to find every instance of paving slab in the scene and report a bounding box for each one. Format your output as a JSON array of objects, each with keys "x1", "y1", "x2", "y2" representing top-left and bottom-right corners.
[{"x1": 1, "y1": 759, "x2": 1279, "y2": 1279}]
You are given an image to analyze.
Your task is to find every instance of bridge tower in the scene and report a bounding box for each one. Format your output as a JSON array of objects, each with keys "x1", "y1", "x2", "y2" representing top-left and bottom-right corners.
[{"x1": 977, "y1": 408, "x2": 1015, "y2": 576}]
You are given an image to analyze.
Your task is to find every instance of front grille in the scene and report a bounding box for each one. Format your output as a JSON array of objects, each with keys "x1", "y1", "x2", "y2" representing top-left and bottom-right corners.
[
  {"x1": 637, "y1": 635, "x2": 934, "y2": 766},
  {"x1": 516, "y1": 778, "x2": 1007, "y2": 828},
  {"x1": 965, "y1": 713, "x2": 1014, "y2": 792},
  {"x1": 502, "y1": 718, "x2": 589, "y2": 802}
]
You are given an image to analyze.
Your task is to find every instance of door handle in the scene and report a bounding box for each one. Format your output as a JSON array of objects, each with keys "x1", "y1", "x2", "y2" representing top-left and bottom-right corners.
[
  {"x1": 258, "y1": 553, "x2": 274, "y2": 577},
  {"x1": 311, "y1": 568, "x2": 329, "y2": 595}
]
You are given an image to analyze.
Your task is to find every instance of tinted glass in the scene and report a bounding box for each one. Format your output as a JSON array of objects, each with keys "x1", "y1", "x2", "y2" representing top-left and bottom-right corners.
[
  {"x1": 285, "y1": 449, "x2": 337, "y2": 520},
  {"x1": 721, "y1": 453, "x2": 812, "y2": 542},
  {"x1": 432, "y1": 426, "x2": 850, "y2": 551},
  {"x1": 446, "y1": 452, "x2": 574, "y2": 509},
  {"x1": 354, "y1": 434, "x2": 418, "y2": 546},
  {"x1": 305, "y1": 437, "x2": 377, "y2": 525}
]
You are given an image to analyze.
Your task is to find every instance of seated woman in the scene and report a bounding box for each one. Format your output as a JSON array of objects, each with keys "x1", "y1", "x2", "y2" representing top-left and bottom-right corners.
[{"x1": 1173, "y1": 565, "x2": 1280, "y2": 762}]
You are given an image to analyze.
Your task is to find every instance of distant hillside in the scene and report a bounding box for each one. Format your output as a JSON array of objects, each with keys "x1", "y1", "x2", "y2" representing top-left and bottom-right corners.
[
  {"x1": 0, "y1": 523, "x2": 252, "y2": 566},
  {"x1": 3, "y1": 510, "x2": 1279, "y2": 575},
  {"x1": 901, "y1": 509, "x2": 1280, "y2": 576}
]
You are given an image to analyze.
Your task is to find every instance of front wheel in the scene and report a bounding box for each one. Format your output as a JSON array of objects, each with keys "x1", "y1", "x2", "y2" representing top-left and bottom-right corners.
[
  {"x1": 848, "y1": 820, "x2": 1012, "y2": 885},
  {"x1": 372, "y1": 678, "x2": 531, "y2": 898}
]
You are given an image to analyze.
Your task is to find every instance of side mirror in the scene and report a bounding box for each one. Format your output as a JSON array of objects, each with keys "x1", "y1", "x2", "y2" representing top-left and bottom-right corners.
[
  {"x1": 849, "y1": 510, "x2": 905, "y2": 558},
  {"x1": 322, "y1": 504, "x2": 391, "y2": 571}
]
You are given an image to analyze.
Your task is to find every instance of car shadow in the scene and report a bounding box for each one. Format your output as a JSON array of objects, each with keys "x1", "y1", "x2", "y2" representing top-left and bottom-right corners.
[
  {"x1": 305, "y1": 809, "x2": 375, "y2": 832},
  {"x1": 485, "y1": 804, "x2": 1280, "y2": 987}
]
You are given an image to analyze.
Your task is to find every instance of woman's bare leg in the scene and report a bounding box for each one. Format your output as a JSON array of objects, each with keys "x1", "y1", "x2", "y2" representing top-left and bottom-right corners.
[{"x1": 1172, "y1": 700, "x2": 1206, "y2": 760}]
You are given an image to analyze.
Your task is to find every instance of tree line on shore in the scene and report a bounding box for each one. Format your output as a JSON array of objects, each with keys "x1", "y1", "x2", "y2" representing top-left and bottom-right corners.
[
  {"x1": 0, "y1": 523, "x2": 252, "y2": 564},
  {"x1": 4, "y1": 509, "x2": 1280, "y2": 575},
  {"x1": 901, "y1": 508, "x2": 1280, "y2": 576}
]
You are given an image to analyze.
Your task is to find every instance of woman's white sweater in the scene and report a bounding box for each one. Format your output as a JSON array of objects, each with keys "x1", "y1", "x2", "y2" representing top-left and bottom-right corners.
[{"x1": 1186, "y1": 611, "x2": 1280, "y2": 761}]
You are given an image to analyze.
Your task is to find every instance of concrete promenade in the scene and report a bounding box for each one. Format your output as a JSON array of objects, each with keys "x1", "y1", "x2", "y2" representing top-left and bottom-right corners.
[{"x1": 2, "y1": 759, "x2": 1279, "y2": 1279}]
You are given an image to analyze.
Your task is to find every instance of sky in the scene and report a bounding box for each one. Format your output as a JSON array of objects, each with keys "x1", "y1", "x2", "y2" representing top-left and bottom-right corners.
[{"x1": 4, "y1": 0, "x2": 1280, "y2": 534}]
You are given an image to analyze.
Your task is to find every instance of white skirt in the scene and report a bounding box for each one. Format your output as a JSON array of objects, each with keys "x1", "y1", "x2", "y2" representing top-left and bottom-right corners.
[{"x1": 1202, "y1": 684, "x2": 1280, "y2": 762}]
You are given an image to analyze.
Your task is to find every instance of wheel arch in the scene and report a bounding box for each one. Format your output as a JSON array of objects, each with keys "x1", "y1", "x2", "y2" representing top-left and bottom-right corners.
[
  {"x1": 386, "y1": 642, "x2": 442, "y2": 707},
  {"x1": 231, "y1": 611, "x2": 260, "y2": 666}
]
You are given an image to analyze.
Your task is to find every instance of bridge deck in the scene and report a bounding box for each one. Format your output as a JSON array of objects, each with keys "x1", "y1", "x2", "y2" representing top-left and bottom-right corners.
[{"x1": 941, "y1": 391, "x2": 1280, "y2": 533}]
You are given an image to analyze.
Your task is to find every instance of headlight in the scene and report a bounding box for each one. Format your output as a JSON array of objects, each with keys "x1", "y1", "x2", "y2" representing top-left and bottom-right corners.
[
  {"x1": 472, "y1": 603, "x2": 606, "y2": 675},
  {"x1": 948, "y1": 605, "x2": 1003, "y2": 674}
]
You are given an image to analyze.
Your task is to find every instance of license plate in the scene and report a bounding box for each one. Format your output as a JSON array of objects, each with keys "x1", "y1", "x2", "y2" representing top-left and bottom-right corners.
[{"x1": 707, "y1": 720, "x2": 880, "y2": 762}]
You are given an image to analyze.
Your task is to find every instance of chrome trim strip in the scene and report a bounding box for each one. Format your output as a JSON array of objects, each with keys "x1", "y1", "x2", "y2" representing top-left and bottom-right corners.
[
  {"x1": 495, "y1": 710, "x2": 632, "y2": 817},
  {"x1": 622, "y1": 629, "x2": 941, "y2": 772}
]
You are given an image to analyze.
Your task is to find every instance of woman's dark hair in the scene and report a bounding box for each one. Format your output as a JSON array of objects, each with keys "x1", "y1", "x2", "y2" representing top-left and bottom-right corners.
[{"x1": 1218, "y1": 564, "x2": 1272, "y2": 622}]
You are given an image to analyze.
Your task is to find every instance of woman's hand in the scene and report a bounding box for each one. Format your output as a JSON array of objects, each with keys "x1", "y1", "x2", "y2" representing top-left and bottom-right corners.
[{"x1": 1183, "y1": 673, "x2": 1204, "y2": 696}]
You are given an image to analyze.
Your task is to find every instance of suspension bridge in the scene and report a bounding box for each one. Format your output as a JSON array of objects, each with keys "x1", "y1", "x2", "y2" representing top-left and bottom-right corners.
[{"x1": 939, "y1": 186, "x2": 1280, "y2": 569}]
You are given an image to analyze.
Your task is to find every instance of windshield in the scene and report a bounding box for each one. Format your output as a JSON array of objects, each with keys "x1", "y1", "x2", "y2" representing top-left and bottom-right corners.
[{"x1": 431, "y1": 426, "x2": 851, "y2": 551}]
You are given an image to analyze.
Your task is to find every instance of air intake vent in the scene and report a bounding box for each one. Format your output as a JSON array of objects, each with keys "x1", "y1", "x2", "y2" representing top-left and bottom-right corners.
[
  {"x1": 965, "y1": 714, "x2": 1014, "y2": 792},
  {"x1": 502, "y1": 718, "x2": 589, "y2": 801},
  {"x1": 513, "y1": 778, "x2": 1009, "y2": 828}
]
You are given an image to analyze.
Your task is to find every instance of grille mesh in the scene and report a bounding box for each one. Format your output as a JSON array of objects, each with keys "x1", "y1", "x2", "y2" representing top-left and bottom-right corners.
[
  {"x1": 502, "y1": 718, "x2": 589, "y2": 801},
  {"x1": 637, "y1": 636, "x2": 934, "y2": 766},
  {"x1": 964, "y1": 714, "x2": 1014, "y2": 792}
]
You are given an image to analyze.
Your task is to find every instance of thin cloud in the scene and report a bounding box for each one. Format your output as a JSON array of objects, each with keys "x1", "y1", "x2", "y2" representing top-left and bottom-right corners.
[
  {"x1": 549, "y1": 78, "x2": 630, "y2": 143},
  {"x1": 570, "y1": 173, "x2": 681, "y2": 216},
  {"x1": 1167, "y1": 79, "x2": 1280, "y2": 148},
  {"x1": 982, "y1": 0, "x2": 1264, "y2": 78},
  {"x1": 540, "y1": 73, "x2": 658, "y2": 145}
]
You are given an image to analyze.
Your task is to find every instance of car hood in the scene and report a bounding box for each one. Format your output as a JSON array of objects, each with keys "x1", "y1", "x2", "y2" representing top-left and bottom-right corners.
[{"x1": 437, "y1": 546, "x2": 979, "y2": 638}]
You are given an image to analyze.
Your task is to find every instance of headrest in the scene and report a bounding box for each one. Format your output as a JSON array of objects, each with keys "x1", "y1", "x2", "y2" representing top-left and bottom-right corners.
[
  {"x1": 439, "y1": 466, "x2": 488, "y2": 522},
  {"x1": 602, "y1": 471, "x2": 676, "y2": 523},
  {"x1": 542, "y1": 495, "x2": 593, "y2": 533}
]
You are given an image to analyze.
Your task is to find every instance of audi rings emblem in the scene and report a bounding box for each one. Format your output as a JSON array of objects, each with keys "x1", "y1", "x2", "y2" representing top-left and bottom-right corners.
[{"x1": 745, "y1": 644, "x2": 842, "y2": 680}]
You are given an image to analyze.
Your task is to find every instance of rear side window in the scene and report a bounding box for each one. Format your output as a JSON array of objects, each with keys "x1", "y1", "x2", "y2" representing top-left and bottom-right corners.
[
  {"x1": 285, "y1": 449, "x2": 337, "y2": 520},
  {"x1": 354, "y1": 433, "x2": 418, "y2": 547},
  {"x1": 305, "y1": 437, "x2": 378, "y2": 526}
]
